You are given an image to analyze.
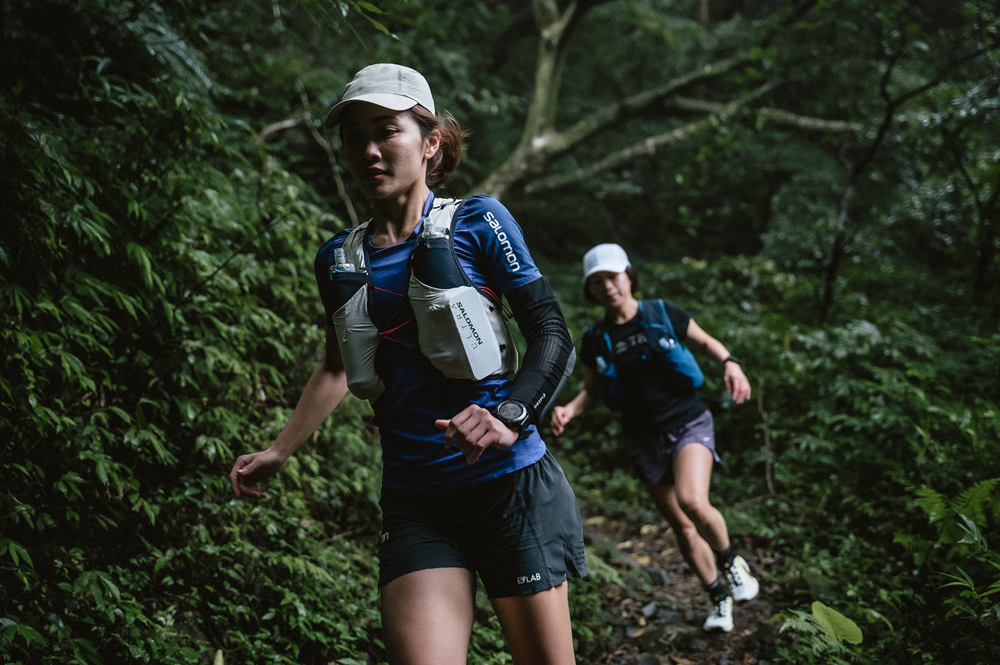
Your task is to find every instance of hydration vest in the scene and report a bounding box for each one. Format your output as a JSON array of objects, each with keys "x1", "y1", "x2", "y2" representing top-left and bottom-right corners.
[
  {"x1": 326, "y1": 197, "x2": 518, "y2": 401},
  {"x1": 589, "y1": 299, "x2": 704, "y2": 410}
]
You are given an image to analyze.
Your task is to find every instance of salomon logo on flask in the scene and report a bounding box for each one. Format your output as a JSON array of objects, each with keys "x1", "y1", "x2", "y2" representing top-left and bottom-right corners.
[{"x1": 454, "y1": 300, "x2": 483, "y2": 348}]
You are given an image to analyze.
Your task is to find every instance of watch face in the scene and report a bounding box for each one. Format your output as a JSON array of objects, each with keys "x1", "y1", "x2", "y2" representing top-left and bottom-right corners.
[{"x1": 498, "y1": 401, "x2": 527, "y2": 421}]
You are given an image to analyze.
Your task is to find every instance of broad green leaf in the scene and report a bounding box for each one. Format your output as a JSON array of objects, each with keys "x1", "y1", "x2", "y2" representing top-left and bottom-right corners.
[
  {"x1": 16, "y1": 624, "x2": 47, "y2": 647},
  {"x1": 127, "y1": 243, "x2": 155, "y2": 291},
  {"x1": 956, "y1": 513, "x2": 988, "y2": 551},
  {"x1": 95, "y1": 458, "x2": 110, "y2": 485},
  {"x1": 8, "y1": 541, "x2": 34, "y2": 569},
  {"x1": 812, "y1": 601, "x2": 863, "y2": 645}
]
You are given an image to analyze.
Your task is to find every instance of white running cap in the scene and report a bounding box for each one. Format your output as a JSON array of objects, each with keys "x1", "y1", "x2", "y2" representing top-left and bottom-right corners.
[
  {"x1": 325, "y1": 63, "x2": 435, "y2": 128},
  {"x1": 582, "y1": 243, "x2": 631, "y2": 281}
]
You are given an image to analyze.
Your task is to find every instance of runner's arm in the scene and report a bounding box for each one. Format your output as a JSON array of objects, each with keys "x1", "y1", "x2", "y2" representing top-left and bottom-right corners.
[
  {"x1": 685, "y1": 318, "x2": 751, "y2": 404},
  {"x1": 503, "y1": 276, "x2": 576, "y2": 426},
  {"x1": 550, "y1": 366, "x2": 599, "y2": 435},
  {"x1": 229, "y1": 330, "x2": 350, "y2": 498}
]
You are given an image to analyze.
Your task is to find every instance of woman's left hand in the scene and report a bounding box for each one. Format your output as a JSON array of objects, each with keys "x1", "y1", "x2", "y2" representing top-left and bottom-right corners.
[
  {"x1": 724, "y1": 362, "x2": 752, "y2": 404},
  {"x1": 436, "y1": 404, "x2": 520, "y2": 464}
]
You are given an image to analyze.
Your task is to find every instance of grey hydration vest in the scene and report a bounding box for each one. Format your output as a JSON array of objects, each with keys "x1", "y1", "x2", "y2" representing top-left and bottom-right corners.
[{"x1": 330, "y1": 198, "x2": 518, "y2": 401}]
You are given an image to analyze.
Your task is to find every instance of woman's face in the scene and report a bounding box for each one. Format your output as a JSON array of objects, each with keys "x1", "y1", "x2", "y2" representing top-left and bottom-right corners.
[
  {"x1": 587, "y1": 270, "x2": 633, "y2": 309},
  {"x1": 339, "y1": 102, "x2": 439, "y2": 202}
]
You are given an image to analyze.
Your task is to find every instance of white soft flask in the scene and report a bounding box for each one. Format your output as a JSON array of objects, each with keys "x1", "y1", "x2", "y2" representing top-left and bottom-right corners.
[{"x1": 408, "y1": 214, "x2": 505, "y2": 380}]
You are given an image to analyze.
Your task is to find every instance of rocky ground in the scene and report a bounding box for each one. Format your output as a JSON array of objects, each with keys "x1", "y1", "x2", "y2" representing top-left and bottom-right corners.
[{"x1": 579, "y1": 502, "x2": 792, "y2": 665}]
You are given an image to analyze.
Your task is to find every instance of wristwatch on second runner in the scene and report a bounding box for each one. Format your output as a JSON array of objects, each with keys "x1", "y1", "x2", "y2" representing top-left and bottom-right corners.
[{"x1": 492, "y1": 399, "x2": 532, "y2": 438}]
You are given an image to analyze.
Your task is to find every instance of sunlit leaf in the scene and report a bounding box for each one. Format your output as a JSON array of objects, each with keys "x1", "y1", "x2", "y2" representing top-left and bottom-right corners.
[{"x1": 812, "y1": 601, "x2": 863, "y2": 645}]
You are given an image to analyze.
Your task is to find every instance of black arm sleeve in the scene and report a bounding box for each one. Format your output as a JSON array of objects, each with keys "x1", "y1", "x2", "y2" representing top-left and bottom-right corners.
[{"x1": 503, "y1": 276, "x2": 577, "y2": 425}]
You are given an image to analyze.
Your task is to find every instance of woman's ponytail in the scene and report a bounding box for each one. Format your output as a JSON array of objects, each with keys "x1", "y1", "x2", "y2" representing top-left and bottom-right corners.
[{"x1": 411, "y1": 106, "x2": 468, "y2": 189}]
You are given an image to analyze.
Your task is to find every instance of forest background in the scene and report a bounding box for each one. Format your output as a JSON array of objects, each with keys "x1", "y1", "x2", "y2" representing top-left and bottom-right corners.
[{"x1": 2, "y1": 0, "x2": 999, "y2": 663}]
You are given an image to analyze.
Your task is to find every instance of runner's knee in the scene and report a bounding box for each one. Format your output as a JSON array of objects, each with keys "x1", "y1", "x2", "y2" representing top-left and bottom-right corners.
[
  {"x1": 675, "y1": 490, "x2": 712, "y2": 523},
  {"x1": 674, "y1": 520, "x2": 701, "y2": 548}
]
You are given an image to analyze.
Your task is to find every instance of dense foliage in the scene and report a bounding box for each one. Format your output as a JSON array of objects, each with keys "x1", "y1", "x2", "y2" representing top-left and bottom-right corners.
[
  {"x1": 1, "y1": 2, "x2": 386, "y2": 662},
  {"x1": 2, "y1": 0, "x2": 998, "y2": 663}
]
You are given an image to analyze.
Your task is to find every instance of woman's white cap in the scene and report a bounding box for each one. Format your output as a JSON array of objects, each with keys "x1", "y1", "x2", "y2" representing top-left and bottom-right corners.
[
  {"x1": 325, "y1": 63, "x2": 436, "y2": 128},
  {"x1": 582, "y1": 243, "x2": 631, "y2": 281}
]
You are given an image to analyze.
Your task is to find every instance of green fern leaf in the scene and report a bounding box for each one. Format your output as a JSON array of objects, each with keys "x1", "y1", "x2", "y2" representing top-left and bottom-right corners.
[
  {"x1": 954, "y1": 478, "x2": 1000, "y2": 526},
  {"x1": 914, "y1": 485, "x2": 949, "y2": 526}
]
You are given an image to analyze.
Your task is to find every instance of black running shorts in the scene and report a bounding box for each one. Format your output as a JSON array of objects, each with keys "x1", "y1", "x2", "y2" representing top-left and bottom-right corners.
[{"x1": 377, "y1": 450, "x2": 588, "y2": 598}]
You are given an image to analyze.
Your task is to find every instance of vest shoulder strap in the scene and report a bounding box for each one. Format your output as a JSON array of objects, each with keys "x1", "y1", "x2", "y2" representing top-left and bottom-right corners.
[
  {"x1": 638, "y1": 299, "x2": 678, "y2": 340},
  {"x1": 586, "y1": 319, "x2": 613, "y2": 362},
  {"x1": 342, "y1": 221, "x2": 370, "y2": 270},
  {"x1": 589, "y1": 300, "x2": 676, "y2": 360},
  {"x1": 430, "y1": 196, "x2": 464, "y2": 229}
]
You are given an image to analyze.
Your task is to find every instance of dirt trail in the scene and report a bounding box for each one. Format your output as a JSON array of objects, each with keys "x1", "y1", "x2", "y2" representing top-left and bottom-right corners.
[{"x1": 579, "y1": 501, "x2": 790, "y2": 665}]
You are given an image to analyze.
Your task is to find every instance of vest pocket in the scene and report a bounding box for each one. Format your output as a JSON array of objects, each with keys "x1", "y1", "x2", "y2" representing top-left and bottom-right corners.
[{"x1": 332, "y1": 283, "x2": 384, "y2": 401}]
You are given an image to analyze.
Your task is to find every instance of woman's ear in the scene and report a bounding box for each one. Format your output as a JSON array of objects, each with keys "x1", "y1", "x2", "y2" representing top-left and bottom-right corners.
[{"x1": 424, "y1": 129, "x2": 441, "y2": 159}]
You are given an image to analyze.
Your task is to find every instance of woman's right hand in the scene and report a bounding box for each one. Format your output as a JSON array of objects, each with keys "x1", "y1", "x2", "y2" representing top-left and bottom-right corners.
[
  {"x1": 550, "y1": 405, "x2": 573, "y2": 436},
  {"x1": 229, "y1": 448, "x2": 286, "y2": 499},
  {"x1": 227, "y1": 355, "x2": 348, "y2": 499}
]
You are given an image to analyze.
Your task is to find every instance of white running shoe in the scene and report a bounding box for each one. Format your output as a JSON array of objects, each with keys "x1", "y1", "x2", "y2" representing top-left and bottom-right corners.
[
  {"x1": 703, "y1": 595, "x2": 734, "y2": 632},
  {"x1": 724, "y1": 555, "x2": 760, "y2": 602}
]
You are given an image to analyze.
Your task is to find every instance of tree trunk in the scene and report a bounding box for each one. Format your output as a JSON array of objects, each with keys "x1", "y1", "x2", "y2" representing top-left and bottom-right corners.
[
  {"x1": 471, "y1": 0, "x2": 582, "y2": 201},
  {"x1": 467, "y1": 1, "x2": 831, "y2": 202},
  {"x1": 821, "y1": 180, "x2": 853, "y2": 324}
]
